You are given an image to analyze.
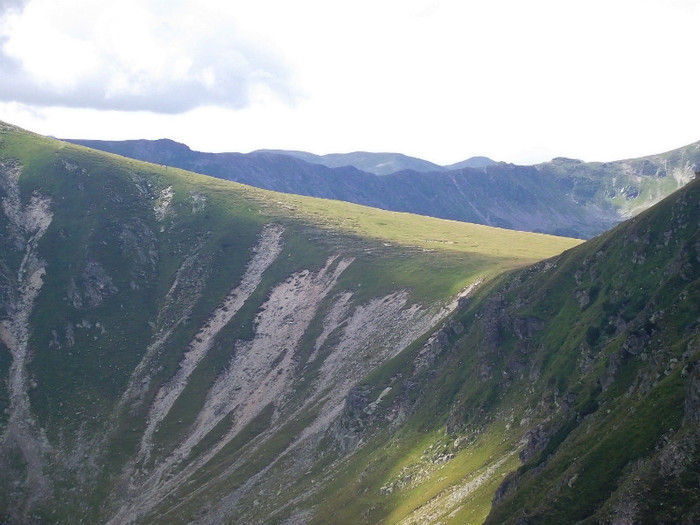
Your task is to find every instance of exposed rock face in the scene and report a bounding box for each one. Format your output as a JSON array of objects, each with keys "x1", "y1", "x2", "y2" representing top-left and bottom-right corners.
[
  {"x1": 334, "y1": 385, "x2": 371, "y2": 452},
  {"x1": 519, "y1": 424, "x2": 550, "y2": 463},
  {"x1": 511, "y1": 317, "x2": 544, "y2": 341},
  {"x1": 68, "y1": 260, "x2": 118, "y2": 308}
]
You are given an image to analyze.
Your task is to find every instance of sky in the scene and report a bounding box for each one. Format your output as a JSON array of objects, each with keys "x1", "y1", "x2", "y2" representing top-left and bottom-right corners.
[{"x1": 0, "y1": 0, "x2": 698, "y2": 165}]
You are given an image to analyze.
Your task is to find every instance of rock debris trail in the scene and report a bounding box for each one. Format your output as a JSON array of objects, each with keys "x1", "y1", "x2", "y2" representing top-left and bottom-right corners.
[
  {"x1": 153, "y1": 185, "x2": 174, "y2": 222},
  {"x1": 114, "y1": 239, "x2": 209, "y2": 416},
  {"x1": 289, "y1": 284, "x2": 477, "y2": 443},
  {"x1": 106, "y1": 224, "x2": 284, "y2": 524},
  {"x1": 208, "y1": 256, "x2": 353, "y2": 440},
  {"x1": 160, "y1": 282, "x2": 477, "y2": 525},
  {"x1": 170, "y1": 287, "x2": 464, "y2": 525},
  {"x1": 164, "y1": 257, "x2": 352, "y2": 461},
  {"x1": 0, "y1": 161, "x2": 53, "y2": 517},
  {"x1": 135, "y1": 223, "x2": 285, "y2": 465},
  {"x1": 109, "y1": 254, "x2": 352, "y2": 525},
  {"x1": 109, "y1": 259, "x2": 481, "y2": 524},
  {"x1": 184, "y1": 290, "x2": 462, "y2": 525},
  {"x1": 308, "y1": 291, "x2": 353, "y2": 362}
]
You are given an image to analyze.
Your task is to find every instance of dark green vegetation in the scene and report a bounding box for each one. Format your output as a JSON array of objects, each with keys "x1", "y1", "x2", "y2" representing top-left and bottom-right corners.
[
  {"x1": 66, "y1": 137, "x2": 699, "y2": 238},
  {"x1": 0, "y1": 121, "x2": 575, "y2": 524},
  {"x1": 307, "y1": 174, "x2": 700, "y2": 524},
  {"x1": 1, "y1": 120, "x2": 698, "y2": 524}
]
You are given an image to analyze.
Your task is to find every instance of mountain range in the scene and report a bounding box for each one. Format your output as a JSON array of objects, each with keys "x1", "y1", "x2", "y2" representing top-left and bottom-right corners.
[
  {"x1": 1, "y1": 121, "x2": 698, "y2": 524},
  {"x1": 254, "y1": 149, "x2": 497, "y2": 174},
  {"x1": 66, "y1": 137, "x2": 699, "y2": 239}
]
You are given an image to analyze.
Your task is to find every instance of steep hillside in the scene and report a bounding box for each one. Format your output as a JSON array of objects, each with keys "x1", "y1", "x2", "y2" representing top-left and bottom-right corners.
[
  {"x1": 3, "y1": 119, "x2": 697, "y2": 524},
  {"x1": 0, "y1": 122, "x2": 577, "y2": 524},
  {"x1": 299, "y1": 176, "x2": 700, "y2": 524},
  {"x1": 66, "y1": 137, "x2": 699, "y2": 239}
]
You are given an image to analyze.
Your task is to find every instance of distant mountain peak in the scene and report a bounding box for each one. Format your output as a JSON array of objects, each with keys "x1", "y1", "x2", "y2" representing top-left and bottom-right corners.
[
  {"x1": 550, "y1": 156, "x2": 584, "y2": 164},
  {"x1": 444, "y1": 156, "x2": 498, "y2": 170},
  {"x1": 259, "y1": 149, "x2": 445, "y2": 175}
]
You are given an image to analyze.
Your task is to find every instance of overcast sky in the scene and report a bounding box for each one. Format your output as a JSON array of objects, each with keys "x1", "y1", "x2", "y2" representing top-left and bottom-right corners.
[{"x1": 0, "y1": 0, "x2": 698, "y2": 165}]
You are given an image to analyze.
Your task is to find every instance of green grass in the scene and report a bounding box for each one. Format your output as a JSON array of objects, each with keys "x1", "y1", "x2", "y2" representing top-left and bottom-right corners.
[
  {"x1": 259, "y1": 189, "x2": 582, "y2": 260},
  {"x1": 6, "y1": 121, "x2": 695, "y2": 525},
  {"x1": 488, "y1": 369, "x2": 686, "y2": 524},
  {"x1": 306, "y1": 417, "x2": 522, "y2": 525},
  {"x1": 304, "y1": 177, "x2": 700, "y2": 525},
  {"x1": 0, "y1": 123, "x2": 579, "y2": 523},
  {"x1": 1, "y1": 124, "x2": 580, "y2": 437}
]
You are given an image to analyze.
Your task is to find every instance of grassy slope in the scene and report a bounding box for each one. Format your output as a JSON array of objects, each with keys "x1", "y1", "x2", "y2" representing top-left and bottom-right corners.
[
  {"x1": 3, "y1": 121, "x2": 696, "y2": 524},
  {"x1": 0, "y1": 122, "x2": 580, "y2": 524},
  {"x1": 301, "y1": 177, "x2": 699, "y2": 525},
  {"x1": 483, "y1": 177, "x2": 700, "y2": 524}
]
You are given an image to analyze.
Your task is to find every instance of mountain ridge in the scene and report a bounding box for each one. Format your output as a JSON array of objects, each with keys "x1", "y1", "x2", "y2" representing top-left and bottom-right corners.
[
  {"x1": 65, "y1": 136, "x2": 699, "y2": 239},
  {"x1": 253, "y1": 149, "x2": 498, "y2": 175}
]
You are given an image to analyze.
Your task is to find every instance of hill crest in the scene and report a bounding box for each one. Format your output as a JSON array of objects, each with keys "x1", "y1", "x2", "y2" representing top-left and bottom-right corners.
[{"x1": 65, "y1": 135, "x2": 699, "y2": 239}]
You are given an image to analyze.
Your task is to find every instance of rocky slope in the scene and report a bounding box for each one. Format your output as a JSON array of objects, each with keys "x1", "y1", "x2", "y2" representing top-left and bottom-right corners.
[
  {"x1": 66, "y1": 138, "x2": 699, "y2": 239},
  {"x1": 0, "y1": 122, "x2": 576, "y2": 524},
  {"x1": 303, "y1": 174, "x2": 700, "y2": 525}
]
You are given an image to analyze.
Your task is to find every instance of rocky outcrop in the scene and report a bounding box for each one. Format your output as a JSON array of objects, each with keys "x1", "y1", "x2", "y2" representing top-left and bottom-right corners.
[
  {"x1": 334, "y1": 385, "x2": 371, "y2": 452},
  {"x1": 519, "y1": 424, "x2": 551, "y2": 463},
  {"x1": 67, "y1": 259, "x2": 118, "y2": 308}
]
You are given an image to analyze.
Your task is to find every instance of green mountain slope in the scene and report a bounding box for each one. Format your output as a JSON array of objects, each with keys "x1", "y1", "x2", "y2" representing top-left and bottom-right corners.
[
  {"x1": 2, "y1": 119, "x2": 697, "y2": 524},
  {"x1": 302, "y1": 174, "x2": 699, "y2": 524},
  {"x1": 0, "y1": 122, "x2": 577, "y2": 524}
]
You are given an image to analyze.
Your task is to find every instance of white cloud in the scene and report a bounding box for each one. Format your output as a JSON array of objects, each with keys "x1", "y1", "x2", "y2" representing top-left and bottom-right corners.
[
  {"x1": 0, "y1": 0, "x2": 296, "y2": 112},
  {"x1": 0, "y1": 0, "x2": 698, "y2": 164}
]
